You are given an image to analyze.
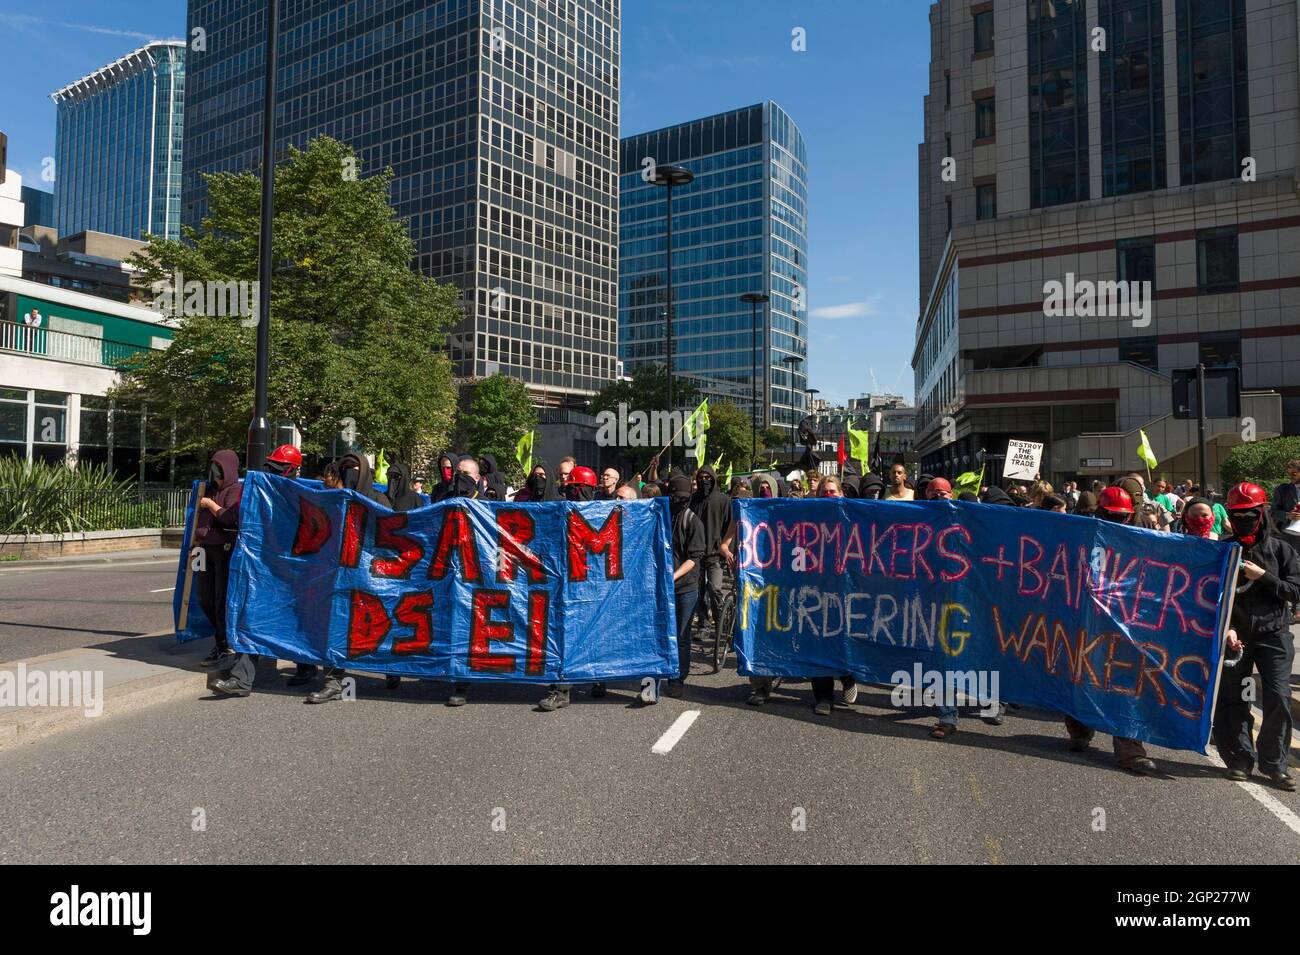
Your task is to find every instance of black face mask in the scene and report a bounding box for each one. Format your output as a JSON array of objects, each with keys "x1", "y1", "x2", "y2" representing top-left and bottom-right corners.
[
  {"x1": 208, "y1": 461, "x2": 224, "y2": 486},
  {"x1": 1229, "y1": 509, "x2": 1262, "y2": 545},
  {"x1": 670, "y1": 491, "x2": 691, "y2": 512},
  {"x1": 527, "y1": 474, "x2": 546, "y2": 494},
  {"x1": 451, "y1": 471, "x2": 478, "y2": 498},
  {"x1": 265, "y1": 460, "x2": 292, "y2": 477},
  {"x1": 699, "y1": 476, "x2": 713, "y2": 495},
  {"x1": 341, "y1": 466, "x2": 360, "y2": 490},
  {"x1": 1098, "y1": 509, "x2": 1132, "y2": 524}
]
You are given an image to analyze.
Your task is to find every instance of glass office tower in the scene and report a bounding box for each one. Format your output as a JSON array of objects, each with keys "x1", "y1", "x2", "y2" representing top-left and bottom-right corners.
[
  {"x1": 619, "y1": 102, "x2": 808, "y2": 429},
  {"x1": 182, "y1": 0, "x2": 620, "y2": 400},
  {"x1": 51, "y1": 41, "x2": 185, "y2": 242}
]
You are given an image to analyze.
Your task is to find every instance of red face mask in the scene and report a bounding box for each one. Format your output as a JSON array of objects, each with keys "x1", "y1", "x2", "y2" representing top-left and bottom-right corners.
[
  {"x1": 441, "y1": 465, "x2": 453, "y2": 482},
  {"x1": 1183, "y1": 512, "x2": 1214, "y2": 538}
]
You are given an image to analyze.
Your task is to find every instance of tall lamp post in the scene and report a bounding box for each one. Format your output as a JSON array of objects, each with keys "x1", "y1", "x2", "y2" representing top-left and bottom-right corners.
[
  {"x1": 247, "y1": 0, "x2": 280, "y2": 472},
  {"x1": 650, "y1": 164, "x2": 693, "y2": 471},
  {"x1": 739, "y1": 291, "x2": 769, "y2": 467},
  {"x1": 783, "y1": 354, "x2": 803, "y2": 458}
]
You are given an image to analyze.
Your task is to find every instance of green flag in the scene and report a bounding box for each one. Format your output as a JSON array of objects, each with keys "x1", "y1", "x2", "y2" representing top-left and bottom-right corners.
[
  {"x1": 693, "y1": 431, "x2": 707, "y2": 467},
  {"x1": 1136, "y1": 429, "x2": 1158, "y2": 470},
  {"x1": 712, "y1": 452, "x2": 724, "y2": 472},
  {"x1": 848, "y1": 426, "x2": 870, "y2": 472},
  {"x1": 683, "y1": 398, "x2": 709, "y2": 467},
  {"x1": 954, "y1": 465, "x2": 984, "y2": 497},
  {"x1": 515, "y1": 430, "x2": 534, "y2": 476},
  {"x1": 724, "y1": 461, "x2": 733, "y2": 486},
  {"x1": 374, "y1": 449, "x2": 388, "y2": 485}
]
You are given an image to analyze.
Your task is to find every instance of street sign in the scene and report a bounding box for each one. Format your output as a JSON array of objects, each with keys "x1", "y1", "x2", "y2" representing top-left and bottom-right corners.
[
  {"x1": 1003, "y1": 439, "x2": 1043, "y2": 481},
  {"x1": 1082, "y1": 458, "x2": 1114, "y2": 468}
]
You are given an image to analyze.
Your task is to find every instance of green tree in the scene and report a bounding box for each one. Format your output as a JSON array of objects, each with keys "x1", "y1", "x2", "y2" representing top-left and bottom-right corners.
[
  {"x1": 453, "y1": 374, "x2": 538, "y2": 484},
  {"x1": 1221, "y1": 436, "x2": 1300, "y2": 493},
  {"x1": 113, "y1": 136, "x2": 457, "y2": 469},
  {"x1": 588, "y1": 363, "x2": 700, "y2": 469},
  {"x1": 700, "y1": 400, "x2": 759, "y2": 472}
]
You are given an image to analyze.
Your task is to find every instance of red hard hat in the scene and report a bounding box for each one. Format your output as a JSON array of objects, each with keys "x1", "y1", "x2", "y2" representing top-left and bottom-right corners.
[
  {"x1": 267, "y1": 444, "x2": 303, "y2": 468},
  {"x1": 1226, "y1": 482, "x2": 1267, "y2": 510},
  {"x1": 1097, "y1": 485, "x2": 1134, "y2": 514},
  {"x1": 925, "y1": 477, "x2": 952, "y2": 499},
  {"x1": 569, "y1": 466, "x2": 597, "y2": 487}
]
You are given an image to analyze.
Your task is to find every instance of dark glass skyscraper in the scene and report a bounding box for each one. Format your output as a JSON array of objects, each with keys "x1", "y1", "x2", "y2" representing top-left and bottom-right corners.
[
  {"x1": 51, "y1": 40, "x2": 185, "y2": 242},
  {"x1": 619, "y1": 102, "x2": 808, "y2": 430},
  {"x1": 183, "y1": 0, "x2": 619, "y2": 400}
]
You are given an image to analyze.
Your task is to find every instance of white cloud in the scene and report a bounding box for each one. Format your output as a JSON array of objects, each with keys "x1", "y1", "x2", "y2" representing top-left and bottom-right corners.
[
  {"x1": 810, "y1": 299, "x2": 881, "y2": 320},
  {"x1": 0, "y1": 14, "x2": 157, "y2": 42}
]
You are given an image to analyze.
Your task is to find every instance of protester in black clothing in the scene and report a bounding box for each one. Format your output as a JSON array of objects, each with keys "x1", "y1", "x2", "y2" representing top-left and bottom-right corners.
[
  {"x1": 1214, "y1": 483, "x2": 1300, "y2": 790},
  {"x1": 198, "y1": 450, "x2": 243, "y2": 674},
  {"x1": 666, "y1": 474, "x2": 705, "y2": 698},
  {"x1": 478, "y1": 454, "x2": 508, "y2": 500},
  {"x1": 858, "y1": 473, "x2": 884, "y2": 499},
  {"x1": 514, "y1": 462, "x2": 557, "y2": 501},
  {"x1": 1272, "y1": 460, "x2": 1300, "y2": 529},
  {"x1": 690, "y1": 464, "x2": 731, "y2": 635},
  {"x1": 540, "y1": 467, "x2": 602, "y2": 711},
  {"x1": 302, "y1": 453, "x2": 389, "y2": 704},
  {"x1": 385, "y1": 461, "x2": 423, "y2": 511},
  {"x1": 430, "y1": 451, "x2": 457, "y2": 501}
]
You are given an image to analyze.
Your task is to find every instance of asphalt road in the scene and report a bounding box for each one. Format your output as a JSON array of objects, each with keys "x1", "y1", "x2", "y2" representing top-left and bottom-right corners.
[
  {"x1": 1, "y1": 653, "x2": 1297, "y2": 864},
  {"x1": 0, "y1": 555, "x2": 178, "y2": 662}
]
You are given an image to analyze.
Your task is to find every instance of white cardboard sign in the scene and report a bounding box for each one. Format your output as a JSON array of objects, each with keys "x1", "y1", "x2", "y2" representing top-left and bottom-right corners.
[{"x1": 1003, "y1": 439, "x2": 1043, "y2": 481}]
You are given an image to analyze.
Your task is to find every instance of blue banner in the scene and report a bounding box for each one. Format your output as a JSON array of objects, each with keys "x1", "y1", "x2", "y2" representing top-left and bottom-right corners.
[
  {"x1": 206, "y1": 472, "x2": 678, "y2": 682},
  {"x1": 733, "y1": 498, "x2": 1239, "y2": 752}
]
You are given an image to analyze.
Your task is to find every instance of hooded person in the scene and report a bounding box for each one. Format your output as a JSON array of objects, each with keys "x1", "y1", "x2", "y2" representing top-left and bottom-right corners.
[
  {"x1": 980, "y1": 485, "x2": 1015, "y2": 506},
  {"x1": 478, "y1": 453, "x2": 508, "y2": 501},
  {"x1": 1073, "y1": 490, "x2": 1098, "y2": 516},
  {"x1": 338, "y1": 452, "x2": 390, "y2": 507},
  {"x1": 431, "y1": 450, "x2": 457, "y2": 502},
  {"x1": 690, "y1": 465, "x2": 732, "y2": 638},
  {"x1": 751, "y1": 473, "x2": 779, "y2": 499},
  {"x1": 196, "y1": 449, "x2": 244, "y2": 673},
  {"x1": 858, "y1": 473, "x2": 884, "y2": 500},
  {"x1": 1213, "y1": 483, "x2": 1300, "y2": 790},
  {"x1": 514, "y1": 461, "x2": 558, "y2": 502},
  {"x1": 385, "y1": 461, "x2": 423, "y2": 512}
]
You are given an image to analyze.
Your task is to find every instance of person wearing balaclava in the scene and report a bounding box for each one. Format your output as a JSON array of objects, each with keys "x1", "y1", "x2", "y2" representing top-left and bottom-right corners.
[
  {"x1": 513, "y1": 462, "x2": 557, "y2": 502},
  {"x1": 431, "y1": 451, "x2": 457, "y2": 502},
  {"x1": 539, "y1": 468, "x2": 603, "y2": 712},
  {"x1": 1213, "y1": 483, "x2": 1300, "y2": 791},
  {"x1": 858, "y1": 473, "x2": 884, "y2": 500},
  {"x1": 299, "y1": 453, "x2": 390, "y2": 705},
  {"x1": 385, "y1": 461, "x2": 423, "y2": 512},
  {"x1": 665, "y1": 474, "x2": 705, "y2": 698},
  {"x1": 1176, "y1": 497, "x2": 1218, "y2": 539},
  {"x1": 690, "y1": 464, "x2": 732, "y2": 639},
  {"x1": 1052, "y1": 485, "x2": 1158, "y2": 774},
  {"x1": 198, "y1": 450, "x2": 247, "y2": 689},
  {"x1": 478, "y1": 454, "x2": 508, "y2": 501}
]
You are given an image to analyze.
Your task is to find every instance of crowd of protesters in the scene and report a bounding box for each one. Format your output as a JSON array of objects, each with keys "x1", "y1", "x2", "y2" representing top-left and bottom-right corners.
[{"x1": 191, "y1": 442, "x2": 1300, "y2": 790}]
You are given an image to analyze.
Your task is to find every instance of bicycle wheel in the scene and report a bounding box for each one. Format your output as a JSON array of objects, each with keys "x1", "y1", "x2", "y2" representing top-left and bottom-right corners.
[{"x1": 713, "y1": 590, "x2": 737, "y2": 673}]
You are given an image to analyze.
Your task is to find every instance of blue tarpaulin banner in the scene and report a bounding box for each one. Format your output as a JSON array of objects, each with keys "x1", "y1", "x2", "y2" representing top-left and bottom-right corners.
[
  {"x1": 197, "y1": 472, "x2": 677, "y2": 682},
  {"x1": 733, "y1": 498, "x2": 1239, "y2": 752}
]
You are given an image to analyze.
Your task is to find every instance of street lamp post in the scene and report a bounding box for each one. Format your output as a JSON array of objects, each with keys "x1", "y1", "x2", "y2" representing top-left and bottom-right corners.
[
  {"x1": 247, "y1": 0, "x2": 280, "y2": 473},
  {"x1": 783, "y1": 354, "x2": 802, "y2": 459},
  {"x1": 739, "y1": 291, "x2": 769, "y2": 467},
  {"x1": 650, "y1": 164, "x2": 693, "y2": 472}
]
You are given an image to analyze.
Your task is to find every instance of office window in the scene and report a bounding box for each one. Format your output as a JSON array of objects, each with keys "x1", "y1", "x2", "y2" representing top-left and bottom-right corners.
[
  {"x1": 1196, "y1": 226, "x2": 1238, "y2": 293},
  {"x1": 1028, "y1": 0, "x2": 1090, "y2": 207},
  {"x1": 1199, "y1": 330, "x2": 1240, "y2": 367},
  {"x1": 1100, "y1": 0, "x2": 1166, "y2": 195},
  {"x1": 975, "y1": 97, "x2": 996, "y2": 140},
  {"x1": 1120, "y1": 336, "x2": 1158, "y2": 369},
  {"x1": 1176, "y1": 0, "x2": 1249, "y2": 184},
  {"x1": 976, "y1": 183, "x2": 997, "y2": 220},
  {"x1": 1116, "y1": 236, "x2": 1156, "y2": 289},
  {"x1": 974, "y1": 11, "x2": 994, "y2": 54}
]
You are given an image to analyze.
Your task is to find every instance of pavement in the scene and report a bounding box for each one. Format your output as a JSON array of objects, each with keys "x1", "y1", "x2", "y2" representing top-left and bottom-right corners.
[{"x1": 1, "y1": 551, "x2": 1299, "y2": 863}]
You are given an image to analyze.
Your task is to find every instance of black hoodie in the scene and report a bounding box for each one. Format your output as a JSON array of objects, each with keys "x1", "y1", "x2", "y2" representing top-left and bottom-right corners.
[
  {"x1": 980, "y1": 486, "x2": 1016, "y2": 506},
  {"x1": 690, "y1": 465, "x2": 731, "y2": 554},
  {"x1": 1229, "y1": 508, "x2": 1300, "y2": 642},
  {"x1": 385, "y1": 461, "x2": 423, "y2": 512},
  {"x1": 340, "y1": 452, "x2": 390, "y2": 507},
  {"x1": 515, "y1": 462, "x2": 558, "y2": 502},
  {"x1": 431, "y1": 451, "x2": 457, "y2": 502},
  {"x1": 195, "y1": 448, "x2": 242, "y2": 546},
  {"x1": 479, "y1": 453, "x2": 508, "y2": 501}
]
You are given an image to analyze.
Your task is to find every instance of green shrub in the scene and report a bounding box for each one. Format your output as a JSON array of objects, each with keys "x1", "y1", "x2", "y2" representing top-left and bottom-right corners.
[
  {"x1": 0, "y1": 456, "x2": 150, "y2": 535},
  {"x1": 1220, "y1": 437, "x2": 1300, "y2": 494}
]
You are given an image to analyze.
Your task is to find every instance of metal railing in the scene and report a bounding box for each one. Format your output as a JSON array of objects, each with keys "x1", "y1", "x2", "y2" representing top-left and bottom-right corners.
[
  {"x1": 0, "y1": 322, "x2": 157, "y2": 369},
  {"x1": 0, "y1": 487, "x2": 190, "y2": 535}
]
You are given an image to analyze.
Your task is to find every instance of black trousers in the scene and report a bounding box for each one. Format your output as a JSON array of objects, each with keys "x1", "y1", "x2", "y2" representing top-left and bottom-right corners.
[
  {"x1": 1213, "y1": 629, "x2": 1295, "y2": 775},
  {"x1": 197, "y1": 543, "x2": 232, "y2": 651}
]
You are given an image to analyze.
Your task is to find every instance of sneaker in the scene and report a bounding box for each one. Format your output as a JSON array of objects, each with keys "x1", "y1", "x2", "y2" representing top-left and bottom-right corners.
[
  {"x1": 590, "y1": 683, "x2": 607, "y2": 698},
  {"x1": 539, "y1": 688, "x2": 570, "y2": 711},
  {"x1": 840, "y1": 677, "x2": 858, "y2": 705},
  {"x1": 747, "y1": 688, "x2": 770, "y2": 706},
  {"x1": 1264, "y1": 771, "x2": 1297, "y2": 792},
  {"x1": 813, "y1": 699, "x2": 832, "y2": 717},
  {"x1": 211, "y1": 678, "x2": 250, "y2": 697},
  {"x1": 980, "y1": 704, "x2": 1005, "y2": 726},
  {"x1": 447, "y1": 683, "x2": 469, "y2": 707}
]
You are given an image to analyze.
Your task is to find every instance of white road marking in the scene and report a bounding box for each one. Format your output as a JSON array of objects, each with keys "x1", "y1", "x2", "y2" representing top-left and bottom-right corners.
[
  {"x1": 1200, "y1": 749, "x2": 1300, "y2": 838},
  {"x1": 149, "y1": 587, "x2": 176, "y2": 593},
  {"x1": 652, "y1": 709, "x2": 700, "y2": 755}
]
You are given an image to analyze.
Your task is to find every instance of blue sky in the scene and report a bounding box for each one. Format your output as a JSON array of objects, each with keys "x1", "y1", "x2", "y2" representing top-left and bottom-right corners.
[{"x1": 0, "y1": 0, "x2": 930, "y2": 405}]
